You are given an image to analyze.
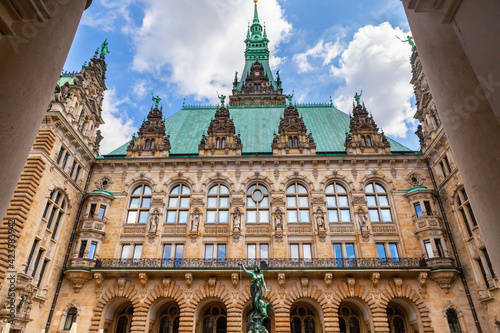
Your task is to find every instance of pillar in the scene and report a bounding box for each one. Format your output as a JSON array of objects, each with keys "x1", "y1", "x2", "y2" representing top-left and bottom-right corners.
[
  {"x1": 402, "y1": 0, "x2": 500, "y2": 274},
  {"x1": 0, "y1": 0, "x2": 92, "y2": 221}
]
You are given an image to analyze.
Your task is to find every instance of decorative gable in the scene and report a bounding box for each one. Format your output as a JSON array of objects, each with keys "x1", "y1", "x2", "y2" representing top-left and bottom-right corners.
[
  {"x1": 272, "y1": 104, "x2": 316, "y2": 155},
  {"x1": 344, "y1": 97, "x2": 391, "y2": 155},
  {"x1": 199, "y1": 102, "x2": 242, "y2": 156}
]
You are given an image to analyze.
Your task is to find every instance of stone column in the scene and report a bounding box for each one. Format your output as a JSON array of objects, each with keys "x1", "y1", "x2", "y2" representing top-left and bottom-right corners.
[
  {"x1": 0, "y1": 0, "x2": 92, "y2": 221},
  {"x1": 402, "y1": 0, "x2": 500, "y2": 274}
]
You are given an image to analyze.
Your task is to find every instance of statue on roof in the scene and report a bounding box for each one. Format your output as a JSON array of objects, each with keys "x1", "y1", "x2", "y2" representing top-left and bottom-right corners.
[
  {"x1": 151, "y1": 92, "x2": 162, "y2": 108},
  {"x1": 100, "y1": 39, "x2": 110, "y2": 56},
  {"x1": 354, "y1": 91, "x2": 363, "y2": 106},
  {"x1": 397, "y1": 35, "x2": 416, "y2": 51},
  {"x1": 217, "y1": 92, "x2": 226, "y2": 106},
  {"x1": 286, "y1": 91, "x2": 294, "y2": 105}
]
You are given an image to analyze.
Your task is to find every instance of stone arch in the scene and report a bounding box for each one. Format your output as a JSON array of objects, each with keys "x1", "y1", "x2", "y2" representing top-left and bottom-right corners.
[
  {"x1": 240, "y1": 175, "x2": 274, "y2": 194},
  {"x1": 319, "y1": 174, "x2": 354, "y2": 192},
  {"x1": 57, "y1": 300, "x2": 82, "y2": 331},
  {"x1": 164, "y1": 175, "x2": 196, "y2": 194},
  {"x1": 279, "y1": 174, "x2": 315, "y2": 192},
  {"x1": 203, "y1": 174, "x2": 236, "y2": 193},
  {"x1": 124, "y1": 174, "x2": 157, "y2": 193},
  {"x1": 380, "y1": 281, "x2": 434, "y2": 333},
  {"x1": 142, "y1": 280, "x2": 187, "y2": 333},
  {"x1": 89, "y1": 280, "x2": 140, "y2": 332},
  {"x1": 359, "y1": 174, "x2": 396, "y2": 192},
  {"x1": 46, "y1": 184, "x2": 73, "y2": 211},
  {"x1": 182, "y1": 280, "x2": 237, "y2": 332}
]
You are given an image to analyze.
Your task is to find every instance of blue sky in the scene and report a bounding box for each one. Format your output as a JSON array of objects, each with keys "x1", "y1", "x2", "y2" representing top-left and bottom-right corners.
[{"x1": 64, "y1": 0, "x2": 418, "y2": 154}]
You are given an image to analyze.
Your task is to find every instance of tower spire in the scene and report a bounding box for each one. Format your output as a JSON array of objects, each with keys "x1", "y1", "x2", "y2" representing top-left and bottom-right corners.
[{"x1": 253, "y1": 0, "x2": 260, "y2": 24}]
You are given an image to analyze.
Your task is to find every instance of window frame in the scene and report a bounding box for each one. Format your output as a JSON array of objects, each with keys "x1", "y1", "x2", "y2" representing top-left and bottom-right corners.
[
  {"x1": 126, "y1": 184, "x2": 152, "y2": 224},
  {"x1": 206, "y1": 184, "x2": 230, "y2": 224},
  {"x1": 286, "y1": 183, "x2": 311, "y2": 224},
  {"x1": 166, "y1": 184, "x2": 191, "y2": 224},
  {"x1": 325, "y1": 182, "x2": 351, "y2": 223},
  {"x1": 246, "y1": 183, "x2": 270, "y2": 224},
  {"x1": 365, "y1": 181, "x2": 393, "y2": 223}
]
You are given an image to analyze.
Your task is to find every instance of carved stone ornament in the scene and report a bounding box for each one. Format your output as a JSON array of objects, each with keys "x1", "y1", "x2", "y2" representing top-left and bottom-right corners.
[
  {"x1": 301, "y1": 277, "x2": 309, "y2": 290},
  {"x1": 191, "y1": 197, "x2": 204, "y2": 206},
  {"x1": 356, "y1": 209, "x2": 371, "y2": 242},
  {"x1": 94, "y1": 175, "x2": 113, "y2": 190},
  {"x1": 190, "y1": 209, "x2": 201, "y2": 233},
  {"x1": 405, "y1": 172, "x2": 425, "y2": 187},
  {"x1": 371, "y1": 273, "x2": 380, "y2": 289},
  {"x1": 94, "y1": 273, "x2": 103, "y2": 288},
  {"x1": 419, "y1": 272, "x2": 428, "y2": 299},
  {"x1": 231, "y1": 273, "x2": 239, "y2": 288},
  {"x1": 312, "y1": 196, "x2": 326, "y2": 205},
  {"x1": 324, "y1": 273, "x2": 333, "y2": 288},
  {"x1": 429, "y1": 270, "x2": 458, "y2": 294},
  {"x1": 274, "y1": 208, "x2": 284, "y2": 231},
  {"x1": 278, "y1": 273, "x2": 285, "y2": 289},
  {"x1": 315, "y1": 207, "x2": 326, "y2": 230},
  {"x1": 208, "y1": 278, "x2": 216, "y2": 294},
  {"x1": 139, "y1": 273, "x2": 148, "y2": 289},
  {"x1": 232, "y1": 208, "x2": 242, "y2": 232},
  {"x1": 65, "y1": 271, "x2": 92, "y2": 293},
  {"x1": 394, "y1": 277, "x2": 403, "y2": 295},
  {"x1": 352, "y1": 195, "x2": 366, "y2": 205},
  {"x1": 185, "y1": 273, "x2": 193, "y2": 288},
  {"x1": 347, "y1": 277, "x2": 355, "y2": 296}
]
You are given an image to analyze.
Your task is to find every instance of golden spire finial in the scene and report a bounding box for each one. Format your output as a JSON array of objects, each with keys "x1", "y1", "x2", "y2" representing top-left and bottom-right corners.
[{"x1": 254, "y1": 0, "x2": 258, "y2": 3}]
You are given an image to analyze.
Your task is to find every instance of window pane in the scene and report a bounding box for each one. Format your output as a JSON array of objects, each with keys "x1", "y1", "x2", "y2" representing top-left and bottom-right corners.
[
  {"x1": 248, "y1": 245, "x2": 256, "y2": 259},
  {"x1": 143, "y1": 186, "x2": 152, "y2": 195},
  {"x1": 207, "y1": 211, "x2": 217, "y2": 223},
  {"x1": 205, "y1": 245, "x2": 213, "y2": 260},
  {"x1": 290, "y1": 245, "x2": 299, "y2": 260},
  {"x1": 338, "y1": 196, "x2": 349, "y2": 207},
  {"x1": 345, "y1": 244, "x2": 355, "y2": 259},
  {"x1": 287, "y1": 210, "x2": 298, "y2": 223},
  {"x1": 179, "y1": 197, "x2": 190, "y2": 208},
  {"x1": 219, "y1": 210, "x2": 229, "y2": 223},
  {"x1": 88, "y1": 242, "x2": 97, "y2": 260},
  {"x1": 129, "y1": 198, "x2": 140, "y2": 208},
  {"x1": 141, "y1": 197, "x2": 151, "y2": 208},
  {"x1": 260, "y1": 245, "x2": 269, "y2": 260},
  {"x1": 181, "y1": 186, "x2": 190, "y2": 195},
  {"x1": 325, "y1": 184, "x2": 335, "y2": 194},
  {"x1": 133, "y1": 245, "x2": 142, "y2": 259},
  {"x1": 97, "y1": 206, "x2": 106, "y2": 220},
  {"x1": 168, "y1": 198, "x2": 178, "y2": 208},
  {"x1": 376, "y1": 244, "x2": 386, "y2": 260},
  {"x1": 286, "y1": 185, "x2": 296, "y2": 194},
  {"x1": 378, "y1": 196, "x2": 389, "y2": 207},
  {"x1": 365, "y1": 184, "x2": 374, "y2": 193},
  {"x1": 366, "y1": 196, "x2": 377, "y2": 207},
  {"x1": 208, "y1": 186, "x2": 218, "y2": 195},
  {"x1": 138, "y1": 211, "x2": 149, "y2": 224},
  {"x1": 166, "y1": 211, "x2": 177, "y2": 223},
  {"x1": 424, "y1": 241, "x2": 434, "y2": 258},
  {"x1": 336, "y1": 184, "x2": 347, "y2": 193},
  {"x1": 333, "y1": 244, "x2": 342, "y2": 258},
  {"x1": 247, "y1": 185, "x2": 257, "y2": 194},
  {"x1": 121, "y1": 245, "x2": 131, "y2": 259},
  {"x1": 219, "y1": 197, "x2": 229, "y2": 208},
  {"x1": 340, "y1": 210, "x2": 351, "y2": 222},
  {"x1": 299, "y1": 210, "x2": 310, "y2": 223},
  {"x1": 389, "y1": 244, "x2": 399, "y2": 260},
  {"x1": 303, "y1": 244, "x2": 312, "y2": 261},
  {"x1": 175, "y1": 245, "x2": 184, "y2": 260},
  {"x1": 368, "y1": 209, "x2": 380, "y2": 222},
  {"x1": 132, "y1": 187, "x2": 142, "y2": 195},
  {"x1": 328, "y1": 210, "x2": 339, "y2": 222},
  {"x1": 219, "y1": 185, "x2": 229, "y2": 194},
  {"x1": 127, "y1": 211, "x2": 137, "y2": 224},
  {"x1": 375, "y1": 184, "x2": 385, "y2": 193},
  {"x1": 247, "y1": 197, "x2": 257, "y2": 208},
  {"x1": 163, "y1": 245, "x2": 172, "y2": 259},
  {"x1": 207, "y1": 198, "x2": 217, "y2": 208},
  {"x1": 414, "y1": 203, "x2": 423, "y2": 218},
  {"x1": 247, "y1": 211, "x2": 257, "y2": 223},
  {"x1": 298, "y1": 196, "x2": 309, "y2": 207},
  {"x1": 297, "y1": 185, "x2": 307, "y2": 194},
  {"x1": 217, "y1": 245, "x2": 226, "y2": 261},
  {"x1": 381, "y1": 209, "x2": 393, "y2": 222},
  {"x1": 179, "y1": 211, "x2": 189, "y2": 224},
  {"x1": 259, "y1": 210, "x2": 269, "y2": 223},
  {"x1": 287, "y1": 197, "x2": 297, "y2": 207},
  {"x1": 260, "y1": 197, "x2": 269, "y2": 207},
  {"x1": 326, "y1": 196, "x2": 336, "y2": 207},
  {"x1": 170, "y1": 186, "x2": 180, "y2": 195}
]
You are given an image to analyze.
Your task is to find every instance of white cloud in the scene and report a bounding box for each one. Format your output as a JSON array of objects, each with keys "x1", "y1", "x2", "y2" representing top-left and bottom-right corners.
[
  {"x1": 129, "y1": 0, "x2": 292, "y2": 101},
  {"x1": 99, "y1": 89, "x2": 137, "y2": 154},
  {"x1": 293, "y1": 40, "x2": 344, "y2": 73},
  {"x1": 331, "y1": 22, "x2": 415, "y2": 137},
  {"x1": 133, "y1": 79, "x2": 150, "y2": 99},
  {"x1": 81, "y1": 0, "x2": 134, "y2": 32}
]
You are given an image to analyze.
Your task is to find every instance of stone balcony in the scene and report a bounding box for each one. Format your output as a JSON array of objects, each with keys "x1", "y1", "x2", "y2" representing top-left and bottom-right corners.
[{"x1": 79, "y1": 214, "x2": 107, "y2": 235}]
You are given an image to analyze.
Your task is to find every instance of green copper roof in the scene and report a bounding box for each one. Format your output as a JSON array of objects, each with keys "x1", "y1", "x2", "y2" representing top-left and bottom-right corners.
[
  {"x1": 57, "y1": 75, "x2": 76, "y2": 87},
  {"x1": 104, "y1": 104, "x2": 413, "y2": 157},
  {"x1": 92, "y1": 189, "x2": 114, "y2": 197},
  {"x1": 407, "y1": 186, "x2": 429, "y2": 194}
]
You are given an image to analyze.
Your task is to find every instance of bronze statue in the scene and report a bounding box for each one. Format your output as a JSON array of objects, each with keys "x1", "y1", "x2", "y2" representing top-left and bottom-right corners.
[
  {"x1": 151, "y1": 92, "x2": 162, "y2": 108},
  {"x1": 239, "y1": 263, "x2": 273, "y2": 333},
  {"x1": 354, "y1": 91, "x2": 363, "y2": 106},
  {"x1": 100, "y1": 39, "x2": 110, "y2": 56},
  {"x1": 217, "y1": 92, "x2": 226, "y2": 106}
]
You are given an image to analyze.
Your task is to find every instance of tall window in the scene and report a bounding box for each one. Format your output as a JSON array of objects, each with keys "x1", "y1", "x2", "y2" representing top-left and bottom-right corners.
[
  {"x1": 290, "y1": 244, "x2": 312, "y2": 263},
  {"x1": 166, "y1": 185, "x2": 190, "y2": 224},
  {"x1": 377, "y1": 243, "x2": 399, "y2": 263},
  {"x1": 42, "y1": 190, "x2": 67, "y2": 239},
  {"x1": 207, "y1": 184, "x2": 229, "y2": 223},
  {"x1": 286, "y1": 183, "x2": 310, "y2": 223},
  {"x1": 202, "y1": 305, "x2": 227, "y2": 333},
  {"x1": 387, "y1": 305, "x2": 409, "y2": 333},
  {"x1": 162, "y1": 244, "x2": 184, "y2": 268},
  {"x1": 115, "y1": 305, "x2": 133, "y2": 333},
  {"x1": 159, "y1": 305, "x2": 180, "y2": 333},
  {"x1": 446, "y1": 309, "x2": 462, "y2": 333},
  {"x1": 365, "y1": 182, "x2": 392, "y2": 222},
  {"x1": 338, "y1": 306, "x2": 362, "y2": 333},
  {"x1": 456, "y1": 188, "x2": 477, "y2": 237},
  {"x1": 326, "y1": 183, "x2": 351, "y2": 223},
  {"x1": 64, "y1": 307, "x2": 78, "y2": 330},
  {"x1": 205, "y1": 244, "x2": 226, "y2": 263},
  {"x1": 333, "y1": 243, "x2": 356, "y2": 267},
  {"x1": 290, "y1": 305, "x2": 316, "y2": 333},
  {"x1": 247, "y1": 244, "x2": 269, "y2": 266},
  {"x1": 120, "y1": 244, "x2": 143, "y2": 262},
  {"x1": 126, "y1": 185, "x2": 152, "y2": 224},
  {"x1": 246, "y1": 183, "x2": 269, "y2": 223}
]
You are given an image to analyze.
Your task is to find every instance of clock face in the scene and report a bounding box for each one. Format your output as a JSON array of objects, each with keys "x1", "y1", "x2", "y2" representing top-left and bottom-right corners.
[{"x1": 255, "y1": 72, "x2": 260, "y2": 76}]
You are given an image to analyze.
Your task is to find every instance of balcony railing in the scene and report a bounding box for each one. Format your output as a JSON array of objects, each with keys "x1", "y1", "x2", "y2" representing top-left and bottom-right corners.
[{"x1": 94, "y1": 258, "x2": 427, "y2": 270}]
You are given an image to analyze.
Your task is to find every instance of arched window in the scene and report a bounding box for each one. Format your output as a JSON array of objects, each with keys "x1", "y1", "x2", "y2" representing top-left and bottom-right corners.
[
  {"x1": 361, "y1": 136, "x2": 366, "y2": 147},
  {"x1": 159, "y1": 305, "x2": 180, "y2": 333},
  {"x1": 221, "y1": 137, "x2": 226, "y2": 149},
  {"x1": 326, "y1": 183, "x2": 350, "y2": 223},
  {"x1": 166, "y1": 185, "x2": 190, "y2": 224},
  {"x1": 289, "y1": 137, "x2": 293, "y2": 147},
  {"x1": 127, "y1": 184, "x2": 152, "y2": 224},
  {"x1": 246, "y1": 184, "x2": 269, "y2": 224},
  {"x1": 64, "y1": 307, "x2": 78, "y2": 330},
  {"x1": 446, "y1": 309, "x2": 462, "y2": 332},
  {"x1": 366, "y1": 136, "x2": 372, "y2": 147},
  {"x1": 387, "y1": 305, "x2": 409, "y2": 333},
  {"x1": 216, "y1": 138, "x2": 221, "y2": 149},
  {"x1": 115, "y1": 305, "x2": 133, "y2": 333},
  {"x1": 202, "y1": 305, "x2": 227, "y2": 333},
  {"x1": 145, "y1": 139, "x2": 150, "y2": 150},
  {"x1": 365, "y1": 182, "x2": 392, "y2": 222},
  {"x1": 456, "y1": 188, "x2": 477, "y2": 237},
  {"x1": 207, "y1": 184, "x2": 230, "y2": 223},
  {"x1": 294, "y1": 136, "x2": 299, "y2": 148},
  {"x1": 42, "y1": 190, "x2": 67, "y2": 239},
  {"x1": 150, "y1": 139, "x2": 155, "y2": 150},
  {"x1": 338, "y1": 306, "x2": 361, "y2": 333},
  {"x1": 290, "y1": 305, "x2": 316, "y2": 333},
  {"x1": 286, "y1": 183, "x2": 310, "y2": 223}
]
